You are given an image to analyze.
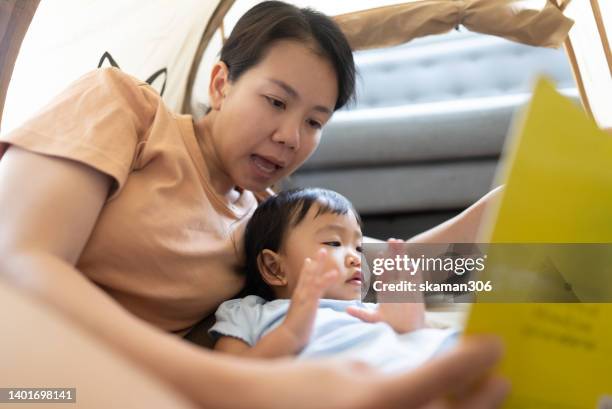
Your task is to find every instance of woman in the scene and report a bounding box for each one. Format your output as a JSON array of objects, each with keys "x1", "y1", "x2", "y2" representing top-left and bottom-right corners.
[{"x1": 0, "y1": 1, "x2": 507, "y2": 408}]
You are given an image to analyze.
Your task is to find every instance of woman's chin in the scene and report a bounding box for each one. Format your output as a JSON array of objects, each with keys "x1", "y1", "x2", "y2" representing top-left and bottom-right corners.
[
  {"x1": 236, "y1": 174, "x2": 278, "y2": 192},
  {"x1": 236, "y1": 168, "x2": 287, "y2": 192}
]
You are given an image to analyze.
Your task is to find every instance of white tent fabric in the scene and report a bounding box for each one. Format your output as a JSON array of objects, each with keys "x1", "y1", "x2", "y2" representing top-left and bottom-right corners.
[{"x1": 1, "y1": 0, "x2": 220, "y2": 135}]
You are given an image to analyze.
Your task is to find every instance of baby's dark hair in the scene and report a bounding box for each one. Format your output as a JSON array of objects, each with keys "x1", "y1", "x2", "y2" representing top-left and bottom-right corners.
[{"x1": 243, "y1": 188, "x2": 361, "y2": 300}]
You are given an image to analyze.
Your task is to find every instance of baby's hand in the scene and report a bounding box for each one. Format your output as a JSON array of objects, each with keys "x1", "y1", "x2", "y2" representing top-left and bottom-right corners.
[
  {"x1": 347, "y1": 238, "x2": 425, "y2": 334},
  {"x1": 346, "y1": 302, "x2": 425, "y2": 334},
  {"x1": 282, "y1": 248, "x2": 339, "y2": 351}
]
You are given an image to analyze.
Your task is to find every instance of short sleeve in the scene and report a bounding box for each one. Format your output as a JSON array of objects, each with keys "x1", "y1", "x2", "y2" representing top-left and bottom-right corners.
[
  {"x1": 208, "y1": 295, "x2": 267, "y2": 346},
  {"x1": 0, "y1": 67, "x2": 159, "y2": 199}
]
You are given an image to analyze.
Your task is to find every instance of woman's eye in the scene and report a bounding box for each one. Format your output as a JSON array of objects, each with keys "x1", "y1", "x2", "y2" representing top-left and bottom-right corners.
[
  {"x1": 323, "y1": 241, "x2": 341, "y2": 247},
  {"x1": 265, "y1": 96, "x2": 286, "y2": 110},
  {"x1": 307, "y1": 119, "x2": 322, "y2": 130}
]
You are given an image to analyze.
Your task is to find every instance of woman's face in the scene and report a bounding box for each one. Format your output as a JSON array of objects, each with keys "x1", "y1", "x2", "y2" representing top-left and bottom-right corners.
[{"x1": 209, "y1": 40, "x2": 338, "y2": 192}]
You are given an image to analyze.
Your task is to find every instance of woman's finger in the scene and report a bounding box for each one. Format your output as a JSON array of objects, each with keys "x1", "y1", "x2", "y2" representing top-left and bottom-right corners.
[
  {"x1": 386, "y1": 238, "x2": 405, "y2": 254},
  {"x1": 451, "y1": 376, "x2": 510, "y2": 409}
]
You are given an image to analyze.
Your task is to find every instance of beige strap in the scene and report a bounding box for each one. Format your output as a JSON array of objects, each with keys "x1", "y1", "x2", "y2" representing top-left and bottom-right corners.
[{"x1": 334, "y1": 0, "x2": 574, "y2": 51}]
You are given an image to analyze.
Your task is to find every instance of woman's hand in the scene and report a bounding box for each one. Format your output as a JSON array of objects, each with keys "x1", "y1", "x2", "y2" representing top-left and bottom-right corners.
[
  {"x1": 281, "y1": 248, "x2": 339, "y2": 351},
  {"x1": 234, "y1": 336, "x2": 509, "y2": 409}
]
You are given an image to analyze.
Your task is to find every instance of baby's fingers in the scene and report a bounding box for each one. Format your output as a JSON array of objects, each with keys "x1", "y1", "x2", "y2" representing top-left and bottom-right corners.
[
  {"x1": 298, "y1": 255, "x2": 339, "y2": 296},
  {"x1": 302, "y1": 248, "x2": 329, "y2": 276},
  {"x1": 314, "y1": 247, "x2": 331, "y2": 265},
  {"x1": 346, "y1": 306, "x2": 380, "y2": 323},
  {"x1": 305, "y1": 249, "x2": 338, "y2": 283},
  {"x1": 320, "y1": 268, "x2": 340, "y2": 285}
]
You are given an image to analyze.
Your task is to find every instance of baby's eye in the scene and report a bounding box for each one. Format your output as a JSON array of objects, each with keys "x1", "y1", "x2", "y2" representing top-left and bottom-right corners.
[
  {"x1": 323, "y1": 241, "x2": 341, "y2": 247},
  {"x1": 265, "y1": 96, "x2": 286, "y2": 110}
]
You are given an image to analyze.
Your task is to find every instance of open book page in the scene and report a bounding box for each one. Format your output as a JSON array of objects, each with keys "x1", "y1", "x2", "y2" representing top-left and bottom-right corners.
[{"x1": 465, "y1": 78, "x2": 612, "y2": 409}]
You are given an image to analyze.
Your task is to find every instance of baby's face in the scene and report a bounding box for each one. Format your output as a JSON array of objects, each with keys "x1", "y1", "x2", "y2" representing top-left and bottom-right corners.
[{"x1": 280, "y1": 205, "x2": 363, "y2": 300}]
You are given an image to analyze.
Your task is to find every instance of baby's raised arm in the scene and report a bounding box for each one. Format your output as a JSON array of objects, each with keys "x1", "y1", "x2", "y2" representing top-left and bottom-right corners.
[{"x1": 215, "y1": 249, "x2": 338, "y2": 358}]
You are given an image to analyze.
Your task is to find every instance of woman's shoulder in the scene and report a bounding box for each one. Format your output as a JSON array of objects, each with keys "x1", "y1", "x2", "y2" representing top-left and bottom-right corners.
[
  {"x1": 0, "y1": 67, "x2": 170, "y2": 200},
  {"x1": 80, "y1": 67, "x2": 146, "y2": 89},
  {"x1": 74, "y1": 67, "x2": 162, "y2": 110}
]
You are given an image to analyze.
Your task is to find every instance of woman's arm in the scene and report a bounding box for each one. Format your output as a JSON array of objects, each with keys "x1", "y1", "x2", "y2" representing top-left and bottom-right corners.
[
  {"x1": 1, "y1": 278, "x2": 198, "y2": 409},
  {"x1": 0, "y1": 147, "x2": 508, "y2": 409},
  {"x1": 0, "y1": 146, "x2": 244, "y2": 406},
  {"x1": 407, "y1": 186, "x2": 503, "y2": 244},
  {"x1": 363, "y1": 186, "x2": 502, "y2": 245}
]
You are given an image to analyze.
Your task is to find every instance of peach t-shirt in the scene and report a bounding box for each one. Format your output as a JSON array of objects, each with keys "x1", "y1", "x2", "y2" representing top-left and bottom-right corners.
[{"x1": 0, "y1": 68, "x2": 269, "y2": 333}]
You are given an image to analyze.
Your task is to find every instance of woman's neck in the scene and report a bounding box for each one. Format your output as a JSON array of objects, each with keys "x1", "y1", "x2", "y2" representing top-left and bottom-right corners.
[{"x1": 193, "y1": 114, "x2": 240, "y2": 202}]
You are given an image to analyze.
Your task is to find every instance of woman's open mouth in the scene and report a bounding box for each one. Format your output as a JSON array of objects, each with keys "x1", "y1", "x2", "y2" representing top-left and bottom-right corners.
[{"x1": 250, "y1": 154, "x2": 283, "y2": 178}]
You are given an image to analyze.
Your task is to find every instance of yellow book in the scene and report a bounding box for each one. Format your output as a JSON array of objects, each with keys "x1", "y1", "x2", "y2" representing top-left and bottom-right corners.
[{"x1": 464, "y1": 78, "x2": 612, "y2": 409}]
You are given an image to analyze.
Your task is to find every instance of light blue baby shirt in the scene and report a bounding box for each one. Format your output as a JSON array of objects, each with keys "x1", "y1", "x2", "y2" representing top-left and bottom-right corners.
[{"x1": 209, "y1": 295, "x2": 460, "y2": 373}]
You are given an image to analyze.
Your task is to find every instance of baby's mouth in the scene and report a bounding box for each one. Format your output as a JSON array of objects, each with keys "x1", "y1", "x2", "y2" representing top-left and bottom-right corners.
[{"x1": 346, "y1": 271, "x2": 363, "y2": 285}]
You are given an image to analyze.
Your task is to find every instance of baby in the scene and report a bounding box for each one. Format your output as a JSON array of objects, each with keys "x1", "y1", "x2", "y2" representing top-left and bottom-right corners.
[{"x1": 209, "y1": 188, "x2": 459, "y2": 372}]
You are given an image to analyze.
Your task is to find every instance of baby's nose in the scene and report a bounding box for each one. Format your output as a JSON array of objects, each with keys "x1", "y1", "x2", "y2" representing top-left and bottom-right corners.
[{"x1": 347, "y1": 254, "x2": 361, "y2": 267}]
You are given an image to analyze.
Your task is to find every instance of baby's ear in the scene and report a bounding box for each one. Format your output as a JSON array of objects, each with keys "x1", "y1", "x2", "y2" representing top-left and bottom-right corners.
[{"x1": 258, "y1": 249, "x2": 286, "y2": 286}]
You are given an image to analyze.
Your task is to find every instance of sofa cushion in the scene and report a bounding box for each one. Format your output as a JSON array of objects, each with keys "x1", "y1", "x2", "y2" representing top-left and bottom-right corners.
[
  {"x1": 285, "y1": 160, "x2": 499, "y2": 215},
  {"x1": 288, "y1": 30, "x2": 578, "y2": 215},
  {"x1": 302, "y1": 30, "x2": 578, "y2": 171}
]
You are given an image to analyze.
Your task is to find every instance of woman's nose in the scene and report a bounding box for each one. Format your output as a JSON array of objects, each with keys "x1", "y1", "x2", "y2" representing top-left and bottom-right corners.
[{"x1": 272, "y1": 120, "x2": 300, "y2": 150}]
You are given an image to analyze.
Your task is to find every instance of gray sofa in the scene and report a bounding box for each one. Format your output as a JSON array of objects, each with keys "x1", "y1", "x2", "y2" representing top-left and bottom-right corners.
[{"x1": 282, "y1": 29, "x2": 578, "y2": 238}]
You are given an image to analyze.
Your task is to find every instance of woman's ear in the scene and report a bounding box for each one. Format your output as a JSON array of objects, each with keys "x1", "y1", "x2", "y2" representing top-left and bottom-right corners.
[
  {"x1": 258, "y1": 249, "x2": 286, "y2": 287},
  {"x1": 208, "y1": 61, "x2": 230, "y2": 110}
]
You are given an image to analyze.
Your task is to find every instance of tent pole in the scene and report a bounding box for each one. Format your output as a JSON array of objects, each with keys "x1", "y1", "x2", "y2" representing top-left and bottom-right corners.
[
  {"x1": 181, "y1": 0, "x2": 235, "y2": 115},
  {"x1": 0, "y1": 0, "x2": 40, "y2": 133}
]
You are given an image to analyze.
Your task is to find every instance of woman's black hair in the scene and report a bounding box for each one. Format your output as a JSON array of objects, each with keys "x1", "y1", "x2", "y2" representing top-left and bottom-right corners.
[
  {"x1": 220, "y1": 1, "x2": 356, "y2": 111},
  {"x1": 243, "y1": 188, "x2": 361, "y2": 300}
]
